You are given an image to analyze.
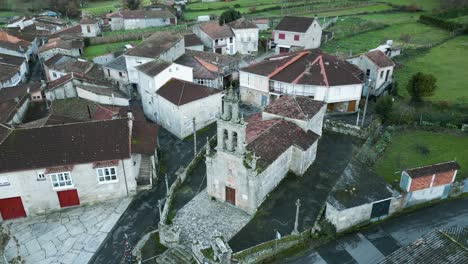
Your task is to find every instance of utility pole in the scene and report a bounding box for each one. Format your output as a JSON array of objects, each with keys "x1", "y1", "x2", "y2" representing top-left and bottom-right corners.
[
  {"x1": 361, "y1": 78, "x2": 372, "y2": 127},
  {"x1": 292, "y1": 198, "x2": 301, "y2": 235},
  {"x1": 193, "y1": 117, "x2": 197, "y2": 157}
]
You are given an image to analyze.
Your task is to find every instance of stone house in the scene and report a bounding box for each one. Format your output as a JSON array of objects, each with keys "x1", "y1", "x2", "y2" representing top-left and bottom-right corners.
[
  {"x1": 38, "y1": 37, "x2": 84, "y2": 62},
  {"x1": 80, "y1": 18, "x2": 101, "y2": 37},
  {"x1": 109, "y1": 10, "x2": 177, "y2": 31},
  {"x1": 34, "y1": 16, "x2": 67, "y2": 33},
  {"x1": 103, "y1": 55, "x2": 130, "y2": 95},
  {"x1": 239, "y1": 49, "x2": 363, "y2": 112},
  {"x1": 347, "y1": 50, "x2": 395, "y2": 96},
  {"x1": 0, "y1": 32, "x2": 36, "y2": 63},
  {"x1": 45, "y1": 73, "x2": 129, "y2": 106},
  {"x1": 206, "y1": 94, "x2": 325, "y2": 214},
  {"x1": 254, "y1": 19, "x2": 269, "y2": 31},
  {"x1": 0, "y1": 83, "x2": 41, "y2": 124},
  {"x1": 43, "y1": 54, "x2": 103, "y2": 81},
  {"x1": 175, "y1": 49, "x2": 239, "y2": 89},
  {"x1": 0, "y1": 54, "x2": 28, "y2": 89},
  {"x1": 193, "y1": 22, "x2": 236, "y2": 55},
  {"x1": 184, "y1": 33, "x2": 204, "y2": 51},
  {"x1": 0, "y1": 117, "x2": 158, "y2": 220},
  {"x1": 152, "y1": 78, "x2": 223, "y2": 139},
  {"x1": 124, "y1": 32, "x2": 185, "y2": 84},
  {"x1": 325, "y1": 162, "x2": 401, "y2": 232},
  {"x1": 226, "y1": 18, "x2": 259, "y2": 55},
  {"x1": 273, "y1": 16, "x2": 322, "y2": 54},
  {"x1": 6, "y1": 16, "x2": 35, "y2": 30},
  {"x1": 400, "y1": 161, "x2": 460, "y2": 207}
]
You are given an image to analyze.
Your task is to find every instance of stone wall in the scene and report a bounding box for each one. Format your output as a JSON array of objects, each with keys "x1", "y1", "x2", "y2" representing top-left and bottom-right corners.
[{"x1": 323, "y1": 119, "x2": 368, "y2": 139}]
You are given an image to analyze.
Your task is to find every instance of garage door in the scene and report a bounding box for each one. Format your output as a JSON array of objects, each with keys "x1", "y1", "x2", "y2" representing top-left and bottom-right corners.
[
  {"x1": 57, "y1": 189, "x2": 80, "y2": 208},
  {"x1": 0, "y1": 197, "x2": 27, "y2": 220}
]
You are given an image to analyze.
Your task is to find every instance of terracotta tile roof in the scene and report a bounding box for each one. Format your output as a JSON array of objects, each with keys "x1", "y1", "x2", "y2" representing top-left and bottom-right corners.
[
  {"x1": 47, "y1": 73, "x2": 108, "y2": 90},
  {"x1": 198, "y1": 22, "x2": 234, "y2": 39},
  {"x1": 242, "y1": 49, "x2": 362, "y2": 86},
  {"x1": 43, "y1": 53, "x2": 73, "y2": 67},
  {"x1": 275, "y1": 16, "x2": 317, "y2": 33},
  {"x1": 0, "y1": 54, "x2": 25, "y2": 68},
  {"x1": 132, "y1": 121, "x2": 159, "y2": 155},
  {"x1": 246, "y1": 117, "x2": 319, "y2": 168},
  {"x1": 0, "y1": 83, "x2": 40, "y2": 123},
  {"x1": 184, "y1": 33, "x2": 203, "y2": 47},
  {"x1": 0, "y1": 119, "x2": 131, "y2": 173},
  {"x1": 264, "y1": 96, "x2": 325, "y2": 121},
  {"x1": 19, "y1": 114, "x2": 83, "y2": 128},
  {"x1": 50, "y1": 25, "x2": 82, "y2": 38},
  {"x1": 0, "y1": 39, "x2": 31, "y2": 53},
  {"x1": 175, "y1": 53, "x2": 216, "y2": 80},
  {"x1": 109, "y1": 10, "x2": 175, "y2": 19},
  {"x1": 125, "y1": 31, "x2": 182, "y2": 59},
  {"x1": 0, "y1": 83, "x2": 40, "y2": 103},
  {"x1": 226, "y1": 18, "x2": 258, "y2": 29},
  {"x1": 156, "y1": 78, "x2": 222, "y2": 106},
  {"x1": 135, "y1": 60, "x2": 171, "y2": 77},
  {"x1": 405, "y1": 161, "x2": 460, "y2": 178},
  {"x1": 365, "y1": 50, "x2": 395, "y2": 68},
  {"x1": 0, "y1": 63, "x2": 20, "y2": 82}
]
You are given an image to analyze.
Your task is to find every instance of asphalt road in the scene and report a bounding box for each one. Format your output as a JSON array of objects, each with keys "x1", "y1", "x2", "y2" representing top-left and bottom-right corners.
[{"x1": 279, "y1": 197, "x2": 468, "y2": 264}]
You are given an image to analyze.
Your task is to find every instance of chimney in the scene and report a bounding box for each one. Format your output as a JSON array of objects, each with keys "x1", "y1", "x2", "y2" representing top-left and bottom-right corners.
[{"x1": 304, "y1": 61, "x2": 311, "y2": 73}]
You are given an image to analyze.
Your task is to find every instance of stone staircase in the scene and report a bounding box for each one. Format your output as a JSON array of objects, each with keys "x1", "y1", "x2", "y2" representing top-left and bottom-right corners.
[
  {"x1": 156, "y1": 245, "x2": 195, "y2": 264},
  {"x1": 137, "y1": 155, "x2": 152, "y2": 190}
]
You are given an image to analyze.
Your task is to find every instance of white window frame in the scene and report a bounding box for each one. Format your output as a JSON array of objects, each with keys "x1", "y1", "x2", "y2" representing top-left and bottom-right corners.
[
  {"x1": 49, "y1": 172, "x2": 73, "y2": 190},
  {"x1": 96, "y1": 166, "x2": 118, "y2": 184}
]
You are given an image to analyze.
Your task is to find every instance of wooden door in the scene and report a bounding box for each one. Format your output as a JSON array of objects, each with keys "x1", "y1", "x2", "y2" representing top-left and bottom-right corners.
[
  {"x1": 57, "y1": 189, "x2": 80, "y2": 208},
  {"x1": 0, "y1": 197, "x2": 27, "y2": 220},
  {"x1": 347, "y1": 100, "x2": 356, "y2": 112},
  {"x1": 225, "y1": 186, "x2": 236, "y2": 205}
]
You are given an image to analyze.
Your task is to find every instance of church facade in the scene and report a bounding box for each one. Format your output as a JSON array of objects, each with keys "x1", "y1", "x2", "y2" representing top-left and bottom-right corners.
[{"x1": 206, "y1": 91, "x2": 326, "y2": 214}]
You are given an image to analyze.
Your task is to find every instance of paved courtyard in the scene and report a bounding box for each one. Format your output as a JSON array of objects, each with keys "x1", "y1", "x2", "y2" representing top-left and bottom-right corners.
[
  {"x1": 173, "y1": 191, "x2": 252, "y2": 248},
  {"x1": 3, "y1": 198, "x2": 131, "y2": 264}
]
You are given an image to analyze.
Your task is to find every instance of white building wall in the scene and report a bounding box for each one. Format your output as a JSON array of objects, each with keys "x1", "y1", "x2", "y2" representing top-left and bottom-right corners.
[
  {"x1": 186, "y1": 45, "x2": 204, "y2": 51},
  {"x1": 326, "y1": 202, "x2": 373, "y2": 232},
  {"x1": 110, "y1": 17, "x2": 124, "y2": 31},
  {"x1": 232, "y1": 28, "x2": 259, "y2": 55},
  {"x1": 45, "y1": 82, "x2": 76, "y2": 100},
  {"x1": 76, "y1": 87, "x2": 129, "y2": 106},
  {"x1": 8, "y1": 98, "x2": 29, "y2": 125},
  {"x1": 407, "y1": 185, "x2": 446, "y2": 206},
  {"x1": 0, "y1": 158, "x2": 137, "y2": 218},
  {"x1": 81, "y1": 24, "x2": 101, "y2": 37},
  {"x1": 125, "y1": 56, "x2": 153, "y2": 84},
  {"x1": 274, "y1": 20, "x2": 321, "y2": 53}
]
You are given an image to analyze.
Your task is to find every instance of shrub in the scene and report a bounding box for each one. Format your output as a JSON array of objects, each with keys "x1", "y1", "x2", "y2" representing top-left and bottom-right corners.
[
  {"x1": 234, "y1": 4, "x2": 241, "y2": 8},
  {"x1": 219, "y1": 8, "x2": 241, "y2": 25},
  {"x1": 249, "y1": 6, "x2": 257, "y2": 13},
  {"x1": 83, "y1": 37, "x2": 91, "y2": 47},
  {"x1": 375, "y1": 96, "x2": 394, "y2": 123},
  {"x1": 419, "y1": 15, "x2": 465, "y2": 32},
  {"x1": 406, "y1": 72, "x2": 437, "y2": 102}
]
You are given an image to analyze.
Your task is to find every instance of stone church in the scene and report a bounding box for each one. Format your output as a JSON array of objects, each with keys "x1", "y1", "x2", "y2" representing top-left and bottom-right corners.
[{"x1": 206, "y1": 89, "x2": 326, "y2": 214}]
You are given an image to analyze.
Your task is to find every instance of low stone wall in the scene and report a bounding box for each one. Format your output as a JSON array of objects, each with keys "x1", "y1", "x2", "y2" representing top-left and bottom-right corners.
[{"x1": 323, "y1": 119, "x2": 369, "y2": 139}]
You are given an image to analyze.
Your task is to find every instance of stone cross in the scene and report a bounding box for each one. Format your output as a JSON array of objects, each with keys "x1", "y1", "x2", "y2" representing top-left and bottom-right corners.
[{"x1": 292, "y1": 198, "x2": 301, "y2": 235}]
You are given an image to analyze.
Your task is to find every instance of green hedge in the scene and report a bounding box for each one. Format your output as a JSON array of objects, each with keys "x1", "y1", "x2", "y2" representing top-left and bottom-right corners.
[{"x1": 419, "y1": 15, "x2": 466, "y2": 32}]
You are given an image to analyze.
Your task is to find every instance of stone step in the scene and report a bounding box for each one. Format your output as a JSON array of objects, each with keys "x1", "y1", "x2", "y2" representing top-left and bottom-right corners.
[{"x1": 157, "y1": 246, "x2": 194, "y2": 264}]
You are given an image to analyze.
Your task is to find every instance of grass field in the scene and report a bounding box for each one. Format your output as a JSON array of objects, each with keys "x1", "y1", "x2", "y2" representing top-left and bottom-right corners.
[
  {"x1": 357, "y1": 11, "x2": 422, "y2": 25},
  {"x1": 83, "y1": 40, "x2": 142, "y2": 60},
  {"x1": 394, "y1": 35, "x2": 468, "y2": 104},
  {"x1": 449, "y1": 15, "x2": 468, "y2": 24},
  {"x1": 375, "y1": 130, "x2": 468, "y2": 186},
  {"x1": 81, "y1": 0, "x2": 151, "y2": 16},
  {"x1": 322, "y1": 21, "x2": 450, "y2": 55},
  {"x1": 0, "y1": 11, "x2": 23, "y2": 18},
  {"x1": 326, "y1": 17, "x2": 386, "y2": 39},
  {"x1": 369, "y1": 0, "x2": 441, "y2": 11}
]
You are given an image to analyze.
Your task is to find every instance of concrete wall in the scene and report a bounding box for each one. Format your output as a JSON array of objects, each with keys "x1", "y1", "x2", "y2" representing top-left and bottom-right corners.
[
  {"x1": 0, "y1": 158, "x2": 137, "y2": 218},
  {"x1": 186, "y1": 45, "x2": 204, "y2": 51},
  {"x1": 76, "y1": 87, "x2": 129, "y2": 106},
  {"x1": 39, "y1": 47, "x2": 82, "y2": 62},
  {"x1": 47, "y1": 69, "x2": 68, "y2": 81},
  {"x1": 274, "y1": 20, "x2": 321, "y2": 53},
  {"x1": 103, "y1": 67, "x2": 130, "y2": 89},
  {"x1": 46, "y1": 82, "x2": 76, "y2": 100},
  {"x1": 232, "y1": 27, "x2": 259, "y2": 55},
  {"x1": 8, "y1": 98, "x2": 29, "y2": 125}
]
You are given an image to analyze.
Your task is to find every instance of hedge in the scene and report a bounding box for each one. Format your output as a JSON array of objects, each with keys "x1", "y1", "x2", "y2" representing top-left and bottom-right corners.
[{"x1": 419, "y1": 15, "x2": 466, "y2": 32}]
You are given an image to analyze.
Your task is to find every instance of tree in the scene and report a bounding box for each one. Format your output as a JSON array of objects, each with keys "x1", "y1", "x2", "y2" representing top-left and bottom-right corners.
[
  {"x1": 219, "y1": 8, "x2": 241, "y2": 25},
  {"x1": 375, "y1": 96, "x2": 393, "y2": 123},
  {"x1": 406, "y1": 72, "x2": 437, "y2": 102},
  {"x1": 123, "y1": 0, "x2": 141, "y2": 10}
]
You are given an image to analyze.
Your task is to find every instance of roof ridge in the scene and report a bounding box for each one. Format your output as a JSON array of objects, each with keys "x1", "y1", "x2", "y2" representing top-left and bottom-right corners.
[
  {"x1": 267, "y1": 51, "x2": 309, "y2": 79},
  {"x1": 178, "y1": 80, "x2": 186, "y2": 106},
  {"x1": 407, "y1": 160, "x2": 458, "y2": 171},
  {"x1": 312, "y1": 55, "x2": 329, "y2": 87},
  {"x1": 293, "y1": 97, "x2": 307, "y2": 119}
]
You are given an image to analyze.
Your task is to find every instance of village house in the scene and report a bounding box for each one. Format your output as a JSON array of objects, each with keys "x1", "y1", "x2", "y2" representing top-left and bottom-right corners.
[
  {"x1": 347, "y1": 50, "x2": 395, "y2": 96},
  {"x1": 175, "y1": 49, "x2": 239, "y2": 88},
  {"x1": 152, "y1": 78, "x2": 223, "y2": 139},
  {"x1": 273, "y1": 16, "x2": 322, "y2": 54},
  {"x1": 400, "y1": 161, "x2": 460, "y2": 207},
  {"x1": 239, "y1": 49, "x2": 363, "y2": 112},
  {"x1": 254, "y1": 19, "x2": 269, "y2": 31},
  {"x1": 103, "y1": 55, "x2": 130, "y2": 95},
  {"x1": 206, "y1": 94, "x2": 326, "y2": 214},
  {"x1": 226, "y1": 18, "x2": 259, "y2": 55},
  {"x1": 43, "y1": 54, "x2": 104, "y2": 81},
  {"x1": 0, "y1": 83, "x2": 41, "y2": 124},
  {"x1": 34, "y1": 16, "x2": 67, "y2": 33},
  {"x1": 109, "y1": 10, "x2": 177, "y2": 31},
  {"x1": 6, "y1": 16, "x2": 34, "y2": 30},
  {"x1": 371, "y1": 40, "x2": 402, "y2": 58},
  {"x1": 38, "y1": 37, "x2": 84, "y2": 62},
  {"x1": 192, "y1": 22, "x2": 236, "y2": 55},
  {"x1": 49, "y1": 25, "x2": 82, "y2": 39},
  {"x1": 325, "y1": 162, "x2": 401, "y2": 232},
  {"x1": 0, "y1": 54, "x2": 28, "y2": 89},
  {"x1": 184, "y1": 33, "x2": 204, "y2": 51},
  {"x1": 124, "y1": 32, "x2": 185, "y2": 84},
  {"x1": 45, "y1": 73, "x2": 129, "y2": 106},
  {"x1": 80, "y1": 18, "x2": 101, "y2": 37},
  {"x1": 0, "y1": 32, "x2": 36, "y2": 63},
  {"x1": 0, "y1": 117, "x2": 158, "y2": 220}
]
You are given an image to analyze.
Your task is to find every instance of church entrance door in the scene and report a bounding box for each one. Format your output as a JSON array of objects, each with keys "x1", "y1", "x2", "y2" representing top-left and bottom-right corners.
[{"x1": 225, "y1": 186, "x2": 236, "y2": 205}]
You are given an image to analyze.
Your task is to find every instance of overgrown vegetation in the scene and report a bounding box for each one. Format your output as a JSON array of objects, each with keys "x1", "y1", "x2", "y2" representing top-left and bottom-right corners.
[{"x1": 406, "y1": 72, "x2": 437, "y2": 102}]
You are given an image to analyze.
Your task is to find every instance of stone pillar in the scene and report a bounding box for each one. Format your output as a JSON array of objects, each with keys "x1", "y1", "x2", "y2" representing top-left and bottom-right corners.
[{"x1": 292, "y1": 198, "x2": 301, "y2": 235}]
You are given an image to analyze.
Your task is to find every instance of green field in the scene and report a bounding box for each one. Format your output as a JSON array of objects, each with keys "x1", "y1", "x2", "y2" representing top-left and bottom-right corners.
[
  {"x1": 322, "y1": 21, "x2": 450, "y2": 55},
  {"x1": 82, "y1": 40, "x2": 142, "y2": 60},
  {"x1": 375, "y1": 131, "x2": 468, "y2": 185},
  {"x1": 357, "y1": 11, "x2": 422, "y2": 25},
  {"x1": 81, "y1": 0, "x2": 151, "y2": 16},
  {"x1": 449, "y1": 15, "x2": 468, "y2": 24},
  {"x1": 0, "y1": 11, "x2": 23, "y2": 18},
  {"x1": 103, "y1": 24, "x2": 189, "y2": 36},
  {"x1": 325, "y1": 17, "x2": 386, "y2": 39},
  {"x1": 369, "y1": 0, "x2": 441, "y2": 11},
  {"x1": 394, "y1": 35, "x2": 468, "y2": 104},
  {"x1": 302, "y1": 3, "x2": 393, "y2": 18}
]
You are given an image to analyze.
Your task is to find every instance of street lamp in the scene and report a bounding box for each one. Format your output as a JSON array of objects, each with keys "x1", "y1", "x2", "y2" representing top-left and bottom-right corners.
[{"x1": 361, "y1": 78, "x2": 372, "y2": 127}]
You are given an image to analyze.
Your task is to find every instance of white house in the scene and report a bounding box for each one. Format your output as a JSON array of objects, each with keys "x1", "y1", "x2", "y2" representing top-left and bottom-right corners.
[
  {"x1": 45, "y1": 73, "x2": 129, "y2": 106},
  {"x1": 0, "y1": 118, "x2": 158, "y2": 220},
  {"x1": 0, "y1": 32, "x2": 35, "y2": 62},
  {"x1": 80, "y1": 18, "x2": 101, "y2": 37},
  {"x1": 346, "y1": 50, "x2": 395, "y2": 96},
  {"x1": 38, "y1": 37, "x2": 84, "y2": 61},
  {"x1": 273, "y1": 16, "x2": 322, "y2": 54},
  {"x1": 239, "y1": 50, "x2": 363, "y2": 112},
  {"x1": 109, "y1": 10, "x2": 177, "y2": 31},
  {"x1": 193, "y1": 22, "x2": 236, "y2": 55},
  {"x1": 184, "y1": 33, "x2": 204, "y2": 51},
  {"x1": 103, "y1": 55, "x2": 130, "y2": 94},
  {"x1": 124, "y1": 32, "x2": 185, "y2": 84},
  {"x1": 226, "y1": 18, "x2": 259, "y2": 55},
  {"x1": 0, "y1": 54, "x2": 28, "y2": 89},
  {"x1": 400, "y1": 161, "x2": 460, "y2": 207},
  {"x1": 153, "y1": 78, "x2": 223, "y2": 139},
  {"x1": 0, "y1": 83, "x2": 41, "y2": 124},
  {"x1": 6, "y1": 16, "x2": 34, "y2": 30},
  {"x1": 254, "y1": 19, "x2": 269, "y2": 31},
  {"x1": 43, "y1": 55, "x2": 103, "y2": 81},
  {"x1": 206, "y1": 94, "x2": 325, "y2": 214}
]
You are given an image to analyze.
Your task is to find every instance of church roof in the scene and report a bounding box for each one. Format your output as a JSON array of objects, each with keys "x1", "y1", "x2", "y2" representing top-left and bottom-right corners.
[{"x1": 264, "y1": 96, "x2": 325, "y2": 121}]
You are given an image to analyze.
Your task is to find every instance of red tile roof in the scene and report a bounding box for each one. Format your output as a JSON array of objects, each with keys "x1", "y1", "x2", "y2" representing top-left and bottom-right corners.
[
  {"x1": 366, "y1": 50, "x2": 395, "y2": 68},
  {"x1": 198, "y1": 22, "x2": 234, "y2": 39},
  {"x1": 264, "y1": 96, "x2": 325, "y2": 121},
  {"x1": 156, "y1": 78, "x2": 222, "y2": 106},
  {"x1": 405, "y1": 161, "x2": 460, "y2": 178}
]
